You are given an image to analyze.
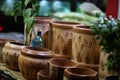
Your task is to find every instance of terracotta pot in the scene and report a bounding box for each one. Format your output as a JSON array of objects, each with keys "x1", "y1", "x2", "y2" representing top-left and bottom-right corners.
[
  {"x1": 72, "y1": 25, "x2": 100, "y2": 64},
  {"x1": 48, "y1": 58, "x2": 78, "y2": 80},
  {"x1": 32, "y1": 17, "x2": 55, "y2": 49},
  {"x1": 0, "y1": 38, "x2": 16, "y2": 63},
  {"x1": 2, "y1": 41, "x2": 24, "y2": 71},
  {"x1": 37, "y1": 70, "x2": 51, "y2": 80},
  {"x1": 77, "y1": 63, "x2": 99, "y2": 72},
  {"x1": 64, "y1": 67, "x2": 97, "y2": 80},
  {"x1": 99, "y1": 52, "x2": 117, "y2": 79},
  {"x1": 51, "y1": 21, "x2": 80, "y2": 57},
  {"x1": 18, "y1": 46, "x2": 53, "y2": 80}
]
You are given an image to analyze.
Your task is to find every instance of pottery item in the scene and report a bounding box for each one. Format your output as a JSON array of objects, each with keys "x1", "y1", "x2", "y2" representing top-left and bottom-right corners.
[
  {"x1": 18, "y1": 46, "x2": 53, "y2": 80},
  {"x1": 32, "y1": 17, "x2": 55, "y2": 49},
  {"x1": 0, "y1": 38, "x2": 16, "y2": 63},
  {"x1": 99, "y1": 52, "x2": 118, "y2": 80},
  {"x1": 2, "y1": 41, "x2": 24, "y2": 71},
  {"x1": 72, "y1": 25, "x2": 100, "y2": 64},
  {"x1": 48, "y1": 58, "x2": 78, "y2": 80},
  {"x1": 77, "y1": 63, "x2": 99, "y2": 72},
  {"x1": 37, "y1": 70, "x2": 51, "y2": 80},
  {"x1": 51, "y1": 21, "x2": 80, "y2": 57},
  {"x1": 53, "y1": 54, "x2": 71, "y2": 60},
  {"x1": 63, "y1": 67, "x2": 97, "y2": 80}
]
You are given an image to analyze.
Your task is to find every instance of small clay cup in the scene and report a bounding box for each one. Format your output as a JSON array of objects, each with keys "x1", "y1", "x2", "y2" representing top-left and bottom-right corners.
[
  {"x1": 37, "y1": 70, "x2": 51, "y2": 80},
  {"x1": 64, "y1": 67, "x2": 97, "y2": 80},
  {"x1": 48, "y1": 58, "x2": 77, "y2": 80}
]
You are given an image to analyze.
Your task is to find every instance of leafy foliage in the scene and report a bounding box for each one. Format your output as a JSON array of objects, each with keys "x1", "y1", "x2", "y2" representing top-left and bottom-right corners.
[
  {"x1": 91, "y1": 14, "x2": 120, "y2": 73},
  {"x1": 11, "y1": 0, "x2": 40, "y2": 33}
]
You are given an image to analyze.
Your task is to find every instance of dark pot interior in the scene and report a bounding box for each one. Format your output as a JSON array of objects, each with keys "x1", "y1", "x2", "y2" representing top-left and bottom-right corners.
[
  {"x1": 105, "y1": 76, "x2": 119, "y2": 80},
  {"x1": 49, "y1": 58, "x2": 77, "y2": 67}
]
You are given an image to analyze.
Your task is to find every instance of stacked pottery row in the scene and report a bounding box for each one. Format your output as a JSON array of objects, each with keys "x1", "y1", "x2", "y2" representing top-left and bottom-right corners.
[
  {"x1": 0, "y1": 17, "x2": 101, "y2": 80},
  {"x1": 2, "y1": 42, "x2": 98, "y2": 80}
]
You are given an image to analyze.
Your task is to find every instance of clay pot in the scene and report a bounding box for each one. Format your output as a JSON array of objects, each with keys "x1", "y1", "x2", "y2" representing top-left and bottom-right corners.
[
  {"x1": 37, "y1": 70, "x2": 51, "y2": 80},
  {"x1": 51, "y1": 21, "x2": 80, "y2": 57},
  {"x1": 72, "y1": 25, "x2": 100, "y2": 64},
  {"x1": 2, "y1": 41, "x2": 24, "y2": 71},
  {"x1": 0, "y1": 38, "x2": 16, "y2": 63},
  {"x1": 77, "y1": 63, "x2": 99, "y2": 72},
  {"x1": 18, "y1": 46, "x2": 53, "y2": 80},
  {"x1": 99, "y1": 52, "x2": 118, "y2": 80},
  {"x1": 64, "y1": 67, "x2": 97, "y2": 80},
  {"x1": 32, "y1": 17, "x2": 55, "y2": 49},
  {"x1": 48, "y1": 58, "x2": 78, "y2": 80}
]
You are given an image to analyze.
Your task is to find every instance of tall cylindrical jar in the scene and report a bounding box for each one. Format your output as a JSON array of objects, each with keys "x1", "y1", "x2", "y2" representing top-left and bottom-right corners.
[
  {"x1": 2, "y1": 41, "x2": 24, "y2": 71},
  {"x1": 18, "y1": 46, "x2": 53, "y2": 80},
  {"x1": 51, "y1": 21, "x2": 80, "y2": 58},
  {"x1": 72, "y1": 25, "x2": 100, "y2": 64}
]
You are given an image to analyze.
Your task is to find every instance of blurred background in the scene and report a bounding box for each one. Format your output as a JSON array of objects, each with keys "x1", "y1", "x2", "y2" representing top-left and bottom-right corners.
[{"x1": 0, "y1": 0, "x2": 106, "y2": 33}]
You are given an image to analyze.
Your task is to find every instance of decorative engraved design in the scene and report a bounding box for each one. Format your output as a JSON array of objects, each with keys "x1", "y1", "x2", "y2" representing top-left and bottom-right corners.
[
  {"x1": 72, "y1": 31, "x2": 100, "y2": 64},
  {"x1": 52, "y1": 27, "x2": 72, "y2": 56}
]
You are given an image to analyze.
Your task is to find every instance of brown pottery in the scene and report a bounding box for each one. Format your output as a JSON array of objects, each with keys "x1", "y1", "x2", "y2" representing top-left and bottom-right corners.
[
  {"x1": 0, "y1": 38, "x2": 16, "y2": 63},
  {"x1": 99, "y1": 52, "x2": 118, "y2": 80},
  {"x1": 18, "y1": 46, "x2": 53, "y2": 80},
  {"x1": 48, "y1": 58, "x2": 78, "y2": 80},
  {"x1": 51, "y1": 21, "x2": 80, "y2": 58},
  {"x1": 37, "y1": 70, "x2": 51, "y2": 80},
  {"x1": 64, "y1": 67, "x2": 97, "y2": 80},
  {"x1": 32, "y1": 17, "x2": 55, "y2": 49},
  {"x1": 2, "y1": 41, "x2": 24, "y2": 71},
  {"x1": 72, "y1": 25, "x2": 100, "y2": 64}
]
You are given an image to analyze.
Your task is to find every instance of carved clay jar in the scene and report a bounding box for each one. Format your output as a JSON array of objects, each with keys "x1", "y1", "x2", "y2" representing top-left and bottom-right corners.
[
  {"x1": 0, "y1": 38, "x2": 16, "y2": 63},
  {"x1": 18, "y1": 46, "x2": 53, "y2": 80},
  {"x1": 48, "y1": 58, "x2": 78, "y2": 80},
  {"x1": 32, "y1": 17, "x2": 55, "y2": 49},
  {"x1": 64, "y1": 67, "x2": 97, "y2": 80},
  {"x1": 2, "y1": 41, "x2": 24, "y2": 71},
  {"x1": 72, "y1": 25, "x2": 100, "y2": 64},
  {"x1": 99, "y1": 52, "x2": 117, "y2": 80},
  {"x1": 51, "y1": 21, "x2": 80, "y2": 58}
]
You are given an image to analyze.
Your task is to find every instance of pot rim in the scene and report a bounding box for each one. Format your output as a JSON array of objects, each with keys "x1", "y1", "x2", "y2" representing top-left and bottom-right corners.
[
  {"x1": 34, "y1": 17, "x2": 55, "y2": 23},
  {"x1": 48, "y1": 58, "x2": 77, "y2": 68},
  {"x1": 51, "y1": 21, "x2": 80, "y2": 29},
  {"x1": 4, "y1": 41, "x2": 24, "y2": 50},
  {"x1": 64, "y1": 67, "x2": 97, "y2": 78},
  {"x1": 37, "y1": 70, "x2": 51, "y2": 79},
  {"x1": 72, "y1": 25, "x2": 93, "y2": 35},
  {"x1": 21, "y1": 46, "x2": 53, "y2": 58}
]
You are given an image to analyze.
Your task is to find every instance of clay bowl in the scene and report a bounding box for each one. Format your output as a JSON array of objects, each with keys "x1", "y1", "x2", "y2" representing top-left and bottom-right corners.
[{"x1": 64, "y1": 67, "x2": 97, "y2": 80}]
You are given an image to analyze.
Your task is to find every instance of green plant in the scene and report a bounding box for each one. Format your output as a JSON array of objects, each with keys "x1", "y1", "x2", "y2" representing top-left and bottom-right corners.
[
  {"x1": 11, "y1": 0, "x2": 39, "y2": 45},
  {"x1": 91, "y1": 14, "x2": 120, "y2": 79}
]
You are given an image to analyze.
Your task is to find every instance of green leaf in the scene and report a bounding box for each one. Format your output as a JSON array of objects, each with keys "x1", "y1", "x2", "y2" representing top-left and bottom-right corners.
[
  {"x1": 25, "y1": 17, "x2": 34, "y2": 33},
  {"x1": 25, "y1": 0, "x2": 31, "y2": 6},
  {"x1": 23, "y1": 8, "x2": 32, "y2": 19},
  {"x1": 31, "y1": 0, "x2": 37, "y2": 4}
]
